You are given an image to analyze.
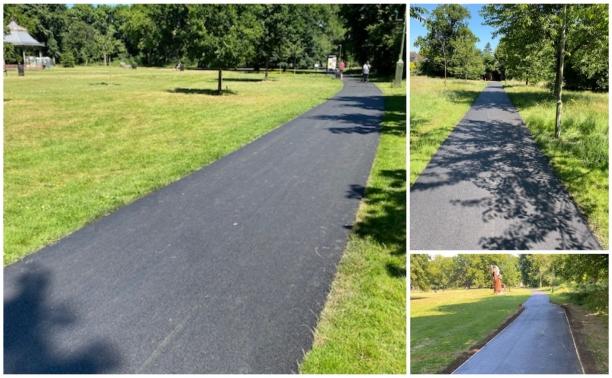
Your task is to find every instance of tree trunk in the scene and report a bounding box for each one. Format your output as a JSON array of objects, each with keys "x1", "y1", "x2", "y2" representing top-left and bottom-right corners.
[
  {"x1": 554, "y1": 4, "x2": 567, "y2": 139},
  {"x1": 217, "y1": 68, "x2": 223, "y2": 94},
  {"x1": 442, "y1": 41, "x2": 447, "y2": 88},
  {"x1": 104, "y1": 53, "x2": 107, "y2": 66},
  {"x1": 264, "y1": 59, "x2": 269, "y2": 81}
]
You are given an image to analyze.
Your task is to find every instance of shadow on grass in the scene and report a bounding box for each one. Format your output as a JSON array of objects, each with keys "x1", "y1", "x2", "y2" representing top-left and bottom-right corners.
[
  {"x1": 222, "y1": 78, "x2": 264, "y2": 82},
  {"x1": 345, "y1": 91, "x2": 406, "y2": 278},
  {"x1": 167, "y1": 87, "x2": 237, "y2": 95},
  {"x1": 4, "y1": 267, "x2": 121, "y2": 373},
  {"x1": 89, "y1": 82, "x2": 120, "y2": 86},
  {"x1": 445, "y1": 89, "x2": 484, "y2": 105},
  {"x1": 505, "y1": 90, "x2": 608, "y2": 171}
]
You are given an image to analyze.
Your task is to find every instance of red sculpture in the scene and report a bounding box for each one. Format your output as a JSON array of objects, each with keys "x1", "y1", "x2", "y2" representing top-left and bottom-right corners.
[{"x1": 491, "y1": 265, "x2": 503, "y2": 294}]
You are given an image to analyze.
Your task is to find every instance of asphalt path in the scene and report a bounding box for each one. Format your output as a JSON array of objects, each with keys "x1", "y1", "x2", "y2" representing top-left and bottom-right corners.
[
  {"x1": 4, "y1": 76, "x2": 383, "y2": 373},
  {"x1": 410, "y1": 81, "x2": 600, "y2": 250},
  {"x1": 454, "y1": 291, "x2": 583, "y2": 374}
]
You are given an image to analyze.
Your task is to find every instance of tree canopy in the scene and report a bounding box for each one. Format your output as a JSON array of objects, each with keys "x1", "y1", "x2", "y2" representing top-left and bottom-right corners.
[
  {"x1": 482, "y1": 4, "x2": 608, "y2": 91},
  {"x1": 411, "y1": 254, "x2": 608, "y2": 292},
  {"x1": 412, "y1": 4, "x2": 608, "y2": 92},
  {"x1": 4, "y1": 3, "x2": 405, "y2": 78}
]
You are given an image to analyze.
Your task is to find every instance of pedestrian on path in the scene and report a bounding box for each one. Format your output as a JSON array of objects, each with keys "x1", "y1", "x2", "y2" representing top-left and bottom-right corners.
[
  {"x1": 362, "y1": 61, "x2": 370, "y2": 82},
  {"x1": 338, "y1": 60, "x2": 345, "y2": 80}
]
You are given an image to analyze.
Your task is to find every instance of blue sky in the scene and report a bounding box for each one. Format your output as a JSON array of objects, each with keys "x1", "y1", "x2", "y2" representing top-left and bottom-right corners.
[{"x1": 410, "y1": 4, "x2": 498, "y2": 52}]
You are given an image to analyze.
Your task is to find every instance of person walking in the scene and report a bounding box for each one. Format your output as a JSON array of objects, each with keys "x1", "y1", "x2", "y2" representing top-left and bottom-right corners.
[
  {"x1": 362, "y1": 61, "x2": 370, "y2": 82},
  {"x1": 338, "y1": 60, "x2": 345, "y2": 80}
]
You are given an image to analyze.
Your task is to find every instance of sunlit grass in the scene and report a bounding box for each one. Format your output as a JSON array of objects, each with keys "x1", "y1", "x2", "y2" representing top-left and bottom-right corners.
[
  {"x1": 4, "y1": 66, "x2": 341, "y2": 264},
  {"x1": 410, "y1": 287, "x2": 531, "y2": 374},
  {"x1": 300, "y1": 82, "x2": 405, "y2": 374},
  {"x1": 504, "y1": 83, "x2": 609, "y2": 247},
  {"x1": 409, "y1": 76, "x2": 486, "y2": 184}
]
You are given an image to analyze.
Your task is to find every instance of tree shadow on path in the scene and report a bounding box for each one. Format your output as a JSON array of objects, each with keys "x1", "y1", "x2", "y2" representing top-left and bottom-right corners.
[
  {"x1": 4, "y1": 267, "x2": 121, "y2": 373},
  {"x1": 411, "y1": 84, "x2": 599, "y2": 250}
]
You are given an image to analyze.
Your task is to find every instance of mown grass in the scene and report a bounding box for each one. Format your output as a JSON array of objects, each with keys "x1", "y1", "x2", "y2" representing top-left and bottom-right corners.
[
  {"x1": 300, "y1": 82, "x2": 405, "y2": 373},
  {"x1": 409, "y1": 76, "x2": 486, "y2": 184},
  {"x1": 410, "y1": 288, "x2": 532, "y2": 374},
  {"x1": 4, "y1": 66, "x2": 341, "y2": 265},
  {"x1": 549, "y1": 284, "x2": 609, "y2": 373},
  {"x1": 504, "y1": 84, "x2": 609, "y2": 248}
]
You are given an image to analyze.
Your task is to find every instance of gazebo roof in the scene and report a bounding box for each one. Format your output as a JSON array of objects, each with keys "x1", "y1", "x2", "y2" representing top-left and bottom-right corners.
[{"x1": 4, "y1": 21, "x2": 44, "y2": 47}]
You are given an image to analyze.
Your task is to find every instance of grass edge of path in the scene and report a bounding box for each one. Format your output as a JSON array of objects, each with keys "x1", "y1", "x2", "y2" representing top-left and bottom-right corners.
[
  {"x1": 299, "y1": 81, "x2": 406, "y2": 373},
  {"x1": 410, "y1": 288, "x2": 532, "y2": 374},
  {"x1": 440, "y1": 302, "x2": 526, "y2": 373},
  {"x1": 409, "y1": 76, "x2": 486, "y2": 185},
  {"x1": 550, "y1": 288, "x2": 609, "y2": 373},
  {"x1": 503, "y1": 84, "x2": 608, "y2": 248}
]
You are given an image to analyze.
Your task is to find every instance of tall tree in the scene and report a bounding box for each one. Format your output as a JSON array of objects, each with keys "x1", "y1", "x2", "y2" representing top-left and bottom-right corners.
[
  {"x1": 482, "y1": 4, "x2": 609, "y2": 137},
  {"x1": 449, "y1": 27, "x2": 483, "y2": 80},
  {"x1": 62, "y1": 19, "x2": 98, "y2": 64},
  {"x1": 415, "y1": 4, "x2": 472, "y2": 83},
  {"x1": 340, "y1": 4, "x2": 405, "y2": 75},
  {"x1": 255, "y1": 5, "x2": 291, "y2": 79},
  {"x1": 186, "y1": 5, "x2": 262, "y2": 93},
  {"x1": 410, "y1": 254, "x2": 431, "y2": 291}
]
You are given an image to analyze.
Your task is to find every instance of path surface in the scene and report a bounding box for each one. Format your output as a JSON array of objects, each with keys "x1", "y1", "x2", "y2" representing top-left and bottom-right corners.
[
  {"x1": 410, "y1": 82, "x2": 599, "y2": 250},
  {"x1": 4, "y1": 77, "x2": 383, "y2": 373},
  {"x1": 454, "y1": 291, "x2": 582, "y2": 374}
]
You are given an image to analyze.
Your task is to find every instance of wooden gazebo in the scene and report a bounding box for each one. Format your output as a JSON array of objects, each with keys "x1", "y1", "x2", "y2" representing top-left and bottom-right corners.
[{"x1": 4, "y1": 21, "x2": 45, "y2": 69}]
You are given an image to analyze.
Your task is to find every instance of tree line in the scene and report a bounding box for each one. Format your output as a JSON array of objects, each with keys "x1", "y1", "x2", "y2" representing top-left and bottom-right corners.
[
  {"x1": 4, "y1": 4, "x2": 405, "y2": 77},
  {"x1": 410, "y1": 254, "x2": 608, "y2": 292},
  {"x1": 411, "y1": 4, "x2": 608, "y2": 92},
  {"x1": 411, "y1": 4, "x2": 607, "y2": 138}
]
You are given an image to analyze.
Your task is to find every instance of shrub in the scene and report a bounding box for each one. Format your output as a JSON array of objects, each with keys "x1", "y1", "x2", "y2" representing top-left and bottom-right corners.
[{"x1": 61, "y1": 50, "x2": 75, "y2": 67}]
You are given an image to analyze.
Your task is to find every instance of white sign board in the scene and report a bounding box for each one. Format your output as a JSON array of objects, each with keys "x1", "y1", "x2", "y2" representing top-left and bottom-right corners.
[{"x1": 327, "y1": 55, "x2": 337, "y2": 71}]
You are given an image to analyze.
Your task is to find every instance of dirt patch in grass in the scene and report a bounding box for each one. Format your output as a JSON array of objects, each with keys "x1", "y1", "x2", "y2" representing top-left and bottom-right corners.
[
  {"x1": 562, "y1": 303, "x2": 608, "y2": 374},
  {"x1": 440, "y1": 303, "x2": 525, "y2": 374}
]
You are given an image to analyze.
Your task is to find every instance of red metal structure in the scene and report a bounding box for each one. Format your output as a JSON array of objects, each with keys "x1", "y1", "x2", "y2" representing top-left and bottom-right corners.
[{"x1": 491, "y1": 265, "x2": 503, "y2": 294}]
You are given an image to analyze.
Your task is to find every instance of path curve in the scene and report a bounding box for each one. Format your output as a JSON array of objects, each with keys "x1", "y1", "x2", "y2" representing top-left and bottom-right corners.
[
  {"x1": 454, "y1": 291, "x2": 583, "y2": 374},
  {"x1": 410, "y1": 81, "x2": 600, "y2": 250},
  {"x1": 4, "y1": 76, "x2": 383, "y2": 373}
]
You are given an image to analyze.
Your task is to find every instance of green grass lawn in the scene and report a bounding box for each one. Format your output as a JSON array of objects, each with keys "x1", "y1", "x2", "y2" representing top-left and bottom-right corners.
[
  {"x1": 410, "y1": 288, "x2": 532, "y2": 374},
  {"x1": 504, "y1": 84, "x2": 609, "y2": 248},
  {"x1": 409, "y1": 76, "x2": 486, "y2": 184},
  {"x1": 300, "y1": 82, "x2": 405, "y2": 373},
  {"x1": 4, "y1": 66, "x2": 341, "y2": 265}
]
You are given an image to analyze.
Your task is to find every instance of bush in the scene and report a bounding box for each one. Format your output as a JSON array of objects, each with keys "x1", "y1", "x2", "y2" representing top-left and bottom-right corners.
[
  {"x1": 559, "y1": 282, "x2": 609, "y2": 314},
  {"x1": 61, "y1": 51, "x2": 75, "y2": 67}
]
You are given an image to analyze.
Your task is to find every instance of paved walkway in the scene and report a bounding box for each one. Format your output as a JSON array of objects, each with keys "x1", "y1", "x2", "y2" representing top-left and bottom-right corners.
[
  {"x1": 4, "y1": 77, "x2": 383, "y2": 373},
  {"x1": 454, "y1": 291, "x2": 583, "y2": 374},
  {"x1": 410, "y1": 82, "x2": 600, "y2": 250}
]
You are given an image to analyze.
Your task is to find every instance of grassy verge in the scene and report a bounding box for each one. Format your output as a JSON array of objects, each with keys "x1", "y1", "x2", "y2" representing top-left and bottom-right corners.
[
  {"x1": 4, "y1": 67, "x2": 341, "y2": 265},
  {"x1": 504, "y1": 84, "x2": 609, "y2": 247},
  {"x1": 410, "y1": 288, "x2": 532, "y2": 374},
  {"x1": 300, "y1": 82, "x2": 406, "y2": 373},
  {"x1": 409, "y1": 76, "x2": 486, "y2": 184},
  {"x1": 549, "y1": 285, "x2": 608, "y2": 373}
]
